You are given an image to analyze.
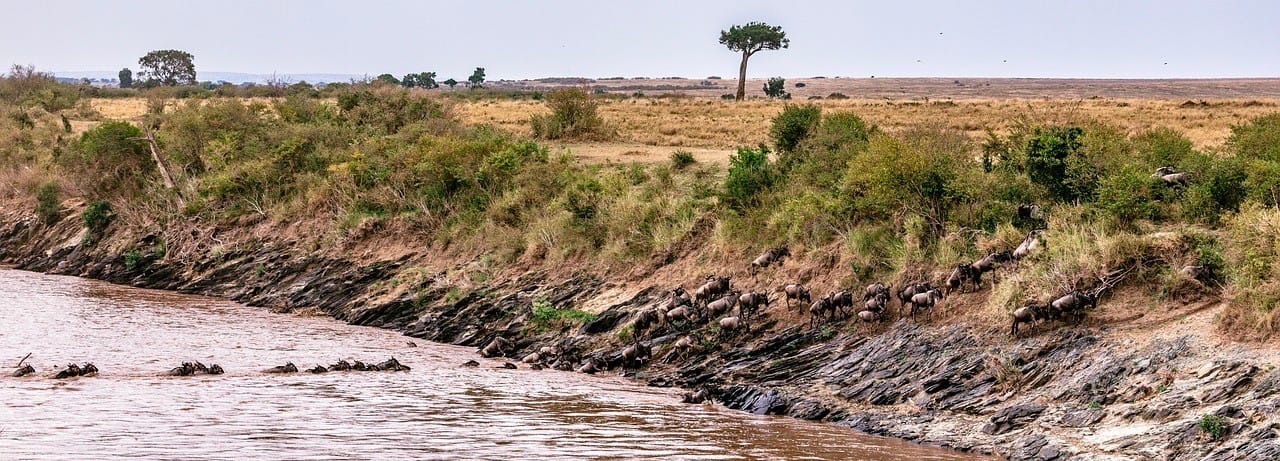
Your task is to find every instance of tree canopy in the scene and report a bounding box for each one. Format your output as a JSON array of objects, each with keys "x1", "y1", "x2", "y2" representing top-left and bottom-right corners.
[
  {"x1": 138, "y1": 50, "x2": 196, "y2": 86},
  {"x1": 468, "y1": 67, "x2": 486, "y2": 88}
]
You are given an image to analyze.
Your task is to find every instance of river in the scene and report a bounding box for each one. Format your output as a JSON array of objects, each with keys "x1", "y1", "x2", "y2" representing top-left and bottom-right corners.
[{"x1": 0, "y1": 269, "x2": 986, "y2": 460}]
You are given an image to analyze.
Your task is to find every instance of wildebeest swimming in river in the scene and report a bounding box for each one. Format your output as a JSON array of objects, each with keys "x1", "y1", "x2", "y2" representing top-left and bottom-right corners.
[
  {"x1": 53, "y1": 362, "x2": 98, "y2": 379},
  {"x1": 265, "y1": 362, "x2": 298, "y2": 373},
  {"x1": 168, "y1": 361, "x2": 224, "y2": 376},
  {"x1": 12, "y1": 364, "x2": 35, "y2": 377}
]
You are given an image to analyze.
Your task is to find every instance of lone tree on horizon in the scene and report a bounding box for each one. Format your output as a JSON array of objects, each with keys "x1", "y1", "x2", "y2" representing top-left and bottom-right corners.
[
  {"x1": 138, "y1": 49, "x2": 196, "y2": 86},
  {"x1": 720, "y1": 22, "x2": 788, "y2": 101}
]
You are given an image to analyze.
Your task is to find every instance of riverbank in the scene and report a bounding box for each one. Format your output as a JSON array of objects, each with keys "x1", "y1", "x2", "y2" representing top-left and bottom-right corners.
[{"x1": 4, "y1": 200, "x2": 1278, "y2": 460}]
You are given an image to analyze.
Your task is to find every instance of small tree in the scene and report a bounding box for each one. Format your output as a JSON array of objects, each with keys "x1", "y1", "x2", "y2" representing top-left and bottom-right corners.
[
  {"x1": 722, "y1": 145, "x2": 777, "y2": 210},
  {"x1": 719, "y1": 22, "x2": 789, "y2": 101},
  {"x1": 763, "y1": 77, "x2": 789, "y2": 99},
  {"x1": 402, "y1": 72, "x2": 438, "y2": 89},
  {"x1": 138, "y1": 49, "x2": 196, "y2": 86},
  {"x1": 118, "y1": 68, "x2": 133, "y2": 88},
  {"x1": 468, "y1": 67, "x2": 486, "y2": 88},
  {"x1": 443, "y1": 78, "x2": 458, "y2": 89},
  {"x1": 375, "y1": 73, "x2": 400, "y2": 85}
]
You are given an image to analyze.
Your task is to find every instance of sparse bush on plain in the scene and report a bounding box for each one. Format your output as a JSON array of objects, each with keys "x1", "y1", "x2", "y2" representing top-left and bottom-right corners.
[
  {"x1": 530, "y1": 87, "x2": 611, "y2": 141},
  {"x1": 670, "y1": 150, "x2": 696, "y2": 169}
]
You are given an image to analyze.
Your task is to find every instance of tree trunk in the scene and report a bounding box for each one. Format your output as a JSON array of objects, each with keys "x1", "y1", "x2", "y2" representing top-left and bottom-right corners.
[
  {"x1": 736, "y1": 51, "x2": 751, "y2": 101},
  {"x1": 138, "y1": 127, "x2": 185, "y2": 208}
]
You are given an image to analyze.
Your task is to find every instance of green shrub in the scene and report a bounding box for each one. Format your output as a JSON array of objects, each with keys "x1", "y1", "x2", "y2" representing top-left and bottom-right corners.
[
  {"x1": 843, "y1": 128, "x2": 975, "y2": 233},
  {"x1": 123, "y1": 250, "x2": 145, "y2": 270},
  {"x1": 1095, "y1": 165, "x2": 1158, "y2": 223},
  {"x1": 769, "y1": 103, "x2": 821, "y2": 153},
  {"x1": 670, "y1": 150, "x2": 696, "y2": 170},
  {"x1": 1134, "y1": 127, "x2": 1194, "y2": 169},
  {"x1": 81, "y1": 201, "x2": 114, "y2": 237},
  {"x1": 803, "y1": 111, "x2": 873, "y2": 153},
  {"x1": 763, "y1": 77, "x2": 789, "y2": 99},
  {"x1": 529, "y1": 87, "x2": 610, "y2": 141},
  {"x1": 1025, "y1": 126, "x2": 1096, "y2": 202},
  {"x1": 1229, "y1": 113, "x2": 1280, "y2": 163},
  {"x1": 527, "y1": 298, "x2": 595, "y2": 333},
  {"x1": 722, "y1": 145, "x2": 777, "y2": 210},
  {"x1": 1198, "y1": 414, "x2": 1227, "y2": 440},
  {"x1": 35, "y1": 182, "x2": 60, "y2": 225}
]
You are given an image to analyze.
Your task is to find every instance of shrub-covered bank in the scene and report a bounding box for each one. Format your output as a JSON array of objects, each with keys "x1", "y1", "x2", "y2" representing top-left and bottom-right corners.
[{"x1": 7, "y1": 68, "x2": 1280, "y2": 458}]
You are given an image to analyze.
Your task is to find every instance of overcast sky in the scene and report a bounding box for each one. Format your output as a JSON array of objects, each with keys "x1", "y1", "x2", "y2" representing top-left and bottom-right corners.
[{"x1": 4, "y1": 0, "x2": 1279, "y2": 80}]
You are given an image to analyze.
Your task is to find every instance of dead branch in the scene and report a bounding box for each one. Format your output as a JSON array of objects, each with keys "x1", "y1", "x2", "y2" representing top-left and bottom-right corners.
[
  {"x1": 132, "y1": 125, "x2": 185, "y2": 208},
  {"x1": 15, "y1": 352, "x2": 31, "y2": 368}
]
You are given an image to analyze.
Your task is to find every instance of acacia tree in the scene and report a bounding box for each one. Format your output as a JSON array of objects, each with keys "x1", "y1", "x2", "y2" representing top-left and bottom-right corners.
[
  {"x1": 719, "y1": 22, "x2": 789, "y2": 101},
  {"x1": 138, "y1": 50, "x2": 196, "y2": 86},
  {"x1": 443, "y1": 78, "x2": 458, "y2": 89}
]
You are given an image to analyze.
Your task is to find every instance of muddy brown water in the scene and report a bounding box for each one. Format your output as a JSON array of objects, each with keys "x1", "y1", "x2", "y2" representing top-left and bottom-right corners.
[{"x1": 0, "y1": 269, "x2": 986, "y2": 460}]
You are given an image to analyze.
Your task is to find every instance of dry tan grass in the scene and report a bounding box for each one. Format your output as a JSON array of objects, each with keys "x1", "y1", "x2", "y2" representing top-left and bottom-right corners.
[
  {"x1": 459, "y1": 97, "x2": 1279, "y2": 157},
  {"x1": 89, "y1": 93, "x2": 1280, "y2": 164}
]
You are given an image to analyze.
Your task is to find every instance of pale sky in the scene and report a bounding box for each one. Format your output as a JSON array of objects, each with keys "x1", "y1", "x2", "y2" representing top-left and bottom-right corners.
[{"x1": 4, "y1": 0, "x2": 1279, "y2": 80}]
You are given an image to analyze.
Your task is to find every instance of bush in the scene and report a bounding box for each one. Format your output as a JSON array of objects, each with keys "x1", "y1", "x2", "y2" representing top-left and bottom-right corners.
[
  {"x1": 763, "y1": 77, "x2": 789, "y2": 99},
  {"x1": 1134, "y1": 127, "x2": 1194, "y2": 169},
  {"x1": 828, "y1": 92, "x2": 849, "y2": 99},
  {"x1": 1025, "y1": 126, "x2": 1096, "y2": 202},
  {"x1": 81, "y1": 201, "x2": 113, "y2": 240},
  {"x1": 670, "y1": 150, "x2": 696, "y2": 170},
  {"x1": 1198, "y1": 414, "x2": 1227, "y2": 440},
  {"x1": 35, "y1": 182, "x2": 60, "y2": 225},
  {"x1": 335, "y1": 85, "x2": 449, "y2": 135},
  {"x1": 1095, "y1": 164, "x2": 1158, "y2": 223},
  {"x1": 843, "y1": 127, "x2": 975, "y2": 234},
  {"x1": 769, "y1": 103, "x2": 821, "y2": 153},
  {"x1": 1229, "y1": 113, "x2": 1280, "y2": 163},
  {"x1": 722, "y1": 146, "x2": 777, "y2": 210},
  {"x1": 527, "y1": 298, "x2": 596, "y2": 333},
  {"x1": 803, "y1": 111, "x2": 874, "y2": 153},
  {"x1": 529, "y1": 87, "x2": 610, "y2": 141}
]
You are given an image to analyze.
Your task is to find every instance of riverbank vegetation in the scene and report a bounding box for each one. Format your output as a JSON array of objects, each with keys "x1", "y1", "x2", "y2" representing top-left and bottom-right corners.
[{"x1": 4, "y1": 66, "x2": 1280, "y2": 340}]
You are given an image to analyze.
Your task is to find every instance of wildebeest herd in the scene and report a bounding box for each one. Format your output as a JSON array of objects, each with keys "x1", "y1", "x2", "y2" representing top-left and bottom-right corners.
[{"x1": 10, "y1": 357, "x2": 410, "y2": 378}]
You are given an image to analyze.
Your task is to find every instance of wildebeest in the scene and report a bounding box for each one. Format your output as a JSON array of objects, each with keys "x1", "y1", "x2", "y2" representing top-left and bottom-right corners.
[
  {"x1": 718, "y1": 316, "x2": 746, "y2": 339},
  {"x1": 808, "y1": 297, "x2": 834, "y2": 328},
  {"x1": 908, "y1": 289, "x2": 944, "y2": 321},
  {"x1": 12, "y1": 364, "x2": 35, "y2": 377},
  {"x1": 374, "y1": 357, "x2": 411, "y2": 371},
  {"x1": 665, "y1": 335, "x2": 697, "y2": 362},
  {"x1": 858, "y1": 292, "x2": 890, "y2": 325},
  {"x1": 694, "y1": 275, "x2": 732, "y2": 307},
  {"x1": 480, "y1": 336, "x2": 515, "y2": 358},
  {"x1": 706, "y1": 290, "x2": 741, "y2": 320},
  {"x1": 827, "y1": 290, "x2": 855, "y2": 319},
  {"x1": 970, "y1": 250, "x2": 1012, "y2": 288},
  {"x1": 1017, "y1": 204, "x2": 1042, "y2": 220},
  {"x1": 1051, "y1": 291, "x2": 1097, "y2": 323},
  {"x1": 751, "y1": 247, "x2": 790, "y2": 279},
  {"x1": 737, "y1": 291, "x2": 769, "y2": 322},
  {"x1": 1153, "y1": 167, "x2": 1190, "y2": 186},
  {"x1": 946, "y1": 264, "x2": 979, "y2": 294},
  {"x1": 665, "y1": 305, "x2": 695, "y2": 326},
  {"x1": 778, "y1": 284, "x2": 812, "y2": 311},
  {"x1": 666, "y1": 287, "x2": 692, "y2": 311},
  {"x1": 864, "y1": 282, "x2": 890, "y2": 302},
  {"x1": 306, "y1": 364, "x2": 329, "y2": 373},
  {"x1": 683, "y1": 387, "x2": 713, "y2": 404},
  {"x1": 1012, "y1": 231, "x2": 1042, "y2": 262},
  {"x1": 54, "y1": 363, "x2": 98, "y2": 379},
  {"x1": 897, "y1": 281, "x2": 932, "y2": 313},
  {"x1": 621, "y1": 342, "x2": 652, "y2": 368},
  {"x1": 265, "y1": 362, "x2": 298, "y2": 374},
  {"x1": 631, "y1": 308, "x2": 663, "y2": 342},
  {"x1": 1010, "y1": 301, "x2": 1049, "y2": 337},
  {"x1": 330, "y1": 359, "x2": 352, "y2": 371},
  {"x1": 168, "y1": 361, "x2": 218, "y2": 376},
  {"x1": 576, "y1": 355, "x2": 604, "y2": 373}
]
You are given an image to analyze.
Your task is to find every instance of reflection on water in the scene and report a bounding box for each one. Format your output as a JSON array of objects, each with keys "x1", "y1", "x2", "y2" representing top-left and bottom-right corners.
[{"x1": 0, "y1": 269, "x2": 985, "y2": 460}]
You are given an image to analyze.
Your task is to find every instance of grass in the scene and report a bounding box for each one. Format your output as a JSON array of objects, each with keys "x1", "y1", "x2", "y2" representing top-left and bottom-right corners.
[{"x1": 527, "y1": 298, "x2": 596, "y2": 333}]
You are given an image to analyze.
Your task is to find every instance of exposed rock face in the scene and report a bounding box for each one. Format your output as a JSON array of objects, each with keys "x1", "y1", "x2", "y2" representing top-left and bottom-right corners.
[{"x1": 6, "y1": 210, "x2": 1280, "y2": 459}]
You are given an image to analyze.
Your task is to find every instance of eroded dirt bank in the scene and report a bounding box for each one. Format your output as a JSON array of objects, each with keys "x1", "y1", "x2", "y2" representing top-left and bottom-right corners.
[{"x1": 3, "y1": 207, "x2": 1278, "y2": 460}]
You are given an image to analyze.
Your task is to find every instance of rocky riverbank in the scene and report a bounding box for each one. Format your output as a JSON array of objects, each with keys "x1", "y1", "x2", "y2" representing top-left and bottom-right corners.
[{"x1": 3, "y1": 207, "x2": 1278, "y2": 460}]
